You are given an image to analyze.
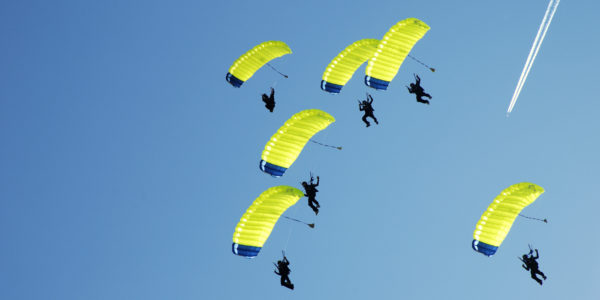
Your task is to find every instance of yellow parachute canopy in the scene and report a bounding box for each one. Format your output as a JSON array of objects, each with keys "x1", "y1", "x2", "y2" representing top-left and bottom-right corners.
[
  {"x1": 260, "y1": 109, "x2": 335, "y2": 177},
  {"x1": 232, "y1": 186, "x2": 304, "y2": 258},
  {"x1": 226, "y1": 41, "x2": 292, "y2": 87},
  {"x1": 321, "y1": 39, "x2": 380, "y2": 94},
  {"x1": 365, "y1": 18, "x2": 430, "y2": 90},
  {"x1": 472, "y1": 183, "x2": 545, "y2": 256}
]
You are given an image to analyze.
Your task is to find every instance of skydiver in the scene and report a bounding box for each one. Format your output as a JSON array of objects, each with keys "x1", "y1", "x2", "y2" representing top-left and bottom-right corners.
[
  {"x1": 302, "y1": 174, "x2": 320, "y2": 215},
  {"x1": 520, "y1": 247, "x2": 547, "y2": 285},
  {"x1": 358, "y1": 93, "x2": 378, "y2": 127},
  {"x1": 262, "y1": 87, "x2": 275, "y2": 112},
  {"x1": 406, "y1": 74, "x2": 432, "y2": 105},
  {"x1": 274, "y1": 254, "x2": 294, "y2": 290}
]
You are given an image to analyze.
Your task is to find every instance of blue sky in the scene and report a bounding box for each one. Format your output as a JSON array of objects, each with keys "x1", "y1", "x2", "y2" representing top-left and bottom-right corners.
[{"x1": 1, "y1": 0, "x2": 599, "y2": 299}]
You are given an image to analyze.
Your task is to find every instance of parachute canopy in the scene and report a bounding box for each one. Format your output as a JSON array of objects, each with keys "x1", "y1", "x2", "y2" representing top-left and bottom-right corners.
[
  {"x1": 472, "y1": 183, "x2": 545, "y2": 256},
  {"x1": 321, "y1": 39, "x2": 380, "y2": 94},
  {"x1": 260, "y1": 109, "x2": 335, "y2": 177},
  {"x1": 232, "y1": 186, "x2": 304, "y2": 258},
  {"x1": 226, "y1": 41, "x2": 292, "y2": 88},
  {"x1": 365, "y1": 18, "x2": 430, "y2": 90}
]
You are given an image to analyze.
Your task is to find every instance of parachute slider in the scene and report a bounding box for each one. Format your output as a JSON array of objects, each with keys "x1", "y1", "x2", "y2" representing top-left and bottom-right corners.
[
  {"x1": 267, "y1": 63, "x2": 288, "y2": 78},
  {"x1": 407, "y1": 54, "x2": 435, "y2": 72},
  {"x1": 283, "y1": 216, "x2": 315, "y2": 228},
  {"x1": 519, "y1": 214, "x2": 548, "y2": 223},
  {"x1": 309, "y1": 139, "x2": 342, "y2": 150}
]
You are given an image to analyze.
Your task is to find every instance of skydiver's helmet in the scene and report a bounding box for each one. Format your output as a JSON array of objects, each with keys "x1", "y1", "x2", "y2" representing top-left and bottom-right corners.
[
  {"x1": 409, "y1": 83, "x2": 416, "y2": 89},
  {"x1": 301, "y1": 181, "x2": 308, "y2": 188},
  {"x1": 262, "y1": 94, "x2": 268, "y2": 101},
  {"x1": 362, "y1": 100, "x2": 368, "y2": 105},
  {"x1": 522, "y1": 254, "x2": 529, "y2": 262}
]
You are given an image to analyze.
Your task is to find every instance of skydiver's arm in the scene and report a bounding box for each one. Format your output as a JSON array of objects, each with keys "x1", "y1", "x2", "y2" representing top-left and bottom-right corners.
[
  {"x1": 415, "y1": 74, "x2": 420, "y2": 84},
  {"x1": 367, "y1": 93, "x2": 373, "y2": 103},
  {"x1": 522, "y1": 264, "x2": 529, "y2": 270},
  {"x1": 406, "y1": 86, "x2": 411, "y2": 92},
  {"x1": 315, "y1": 176, "x2": 319, "y2": 187},
  {"x1": 270, "y1": 87, "x2": 275, "y2": 99},
  {"x1": 533, "y1": 249, "x2": 539, "y2": 259}
]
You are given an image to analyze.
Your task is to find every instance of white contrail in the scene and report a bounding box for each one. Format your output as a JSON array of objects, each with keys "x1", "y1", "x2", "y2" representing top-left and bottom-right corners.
[
  {"x1": 507, "y1": 0, "x2": 560, "y2": 115},
  {"x1": 507, "y1": 0, "x2": 555, "y2": 113}
]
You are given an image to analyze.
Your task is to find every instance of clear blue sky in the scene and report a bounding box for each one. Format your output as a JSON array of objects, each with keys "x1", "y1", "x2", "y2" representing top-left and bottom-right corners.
[{"x1": 1, "y1": 1, "x2": 599, "y2": 299}]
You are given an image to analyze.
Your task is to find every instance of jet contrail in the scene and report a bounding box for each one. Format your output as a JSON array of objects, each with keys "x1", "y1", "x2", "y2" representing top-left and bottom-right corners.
[{"x1": 507, "y1": 0, "x2": 560, "y2": 115}]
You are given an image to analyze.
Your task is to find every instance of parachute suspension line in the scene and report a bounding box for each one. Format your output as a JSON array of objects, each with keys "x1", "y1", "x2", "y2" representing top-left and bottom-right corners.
[
  {"x1": 407, "y1": 54, "x2": 436, "y2": 72},
  {"x1": 519, "y1": 214, "x2": 548, "y2": 223},
  {"x1": 283, "y1": 225, "x2": 293, "y2": 252},
  {"x1": 283, "y1": 216, "x2": 315, "y2": 228},
  {"x1": 309, "y1": 139, "x2": 342, "y2": 150},
  {"x1": 266, "y1": 63, "x2": 289, "y2": 78}
]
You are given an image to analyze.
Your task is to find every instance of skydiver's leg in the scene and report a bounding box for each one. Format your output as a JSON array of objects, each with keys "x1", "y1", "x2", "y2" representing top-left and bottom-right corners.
[
  {"x1": 365, "y1": 113, "x2": 377, "y2": 125},
  {"x1": 370, "y1": 114, "x2": 379, "y2": 124},
  {"x1": 416, "y1": 97, "x2": 430, "y2": 105},
  {"x1": 308, "y1": 198, "x2": 319, "y2": 215},
  {"x1": 362, "y1": 115, "x2": 370, "y2": 127},
  {"x1": 280, "y1": 275, "x2": 294, "y2": 289},
  {"x1": 423, "y1": 92, "x2": 432, "y2": 99},
  {"x1": 530, "y1": 271, "x2": 543, "y2": 285},
  {"x1": 536, "y1": 269, "x2": 547, "y2": 280},
  {"x1": 311, "y1": 198, "x2": 320, "y2": 208}
]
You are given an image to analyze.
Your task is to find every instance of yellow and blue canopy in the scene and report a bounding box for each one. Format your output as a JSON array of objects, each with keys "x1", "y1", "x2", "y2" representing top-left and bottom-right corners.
[
  {"x1": 260, "y1": 109, "x2": 335, "y2": 177},
  {"x1": 321, "y1": 39, "x2": 379, "y2": 94},
  {"x1": 226, "y1": 41, "x2": 292, "y2": 88},
  {"x1": 365, "y1": 18, "x2": 430, "y2": 90},
  {"x1": 232, "y1": 186, "x2": 304, "y2": 258},
  {"x1": 472, "y1": 183, "x2": 544, "y2": 256}
]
